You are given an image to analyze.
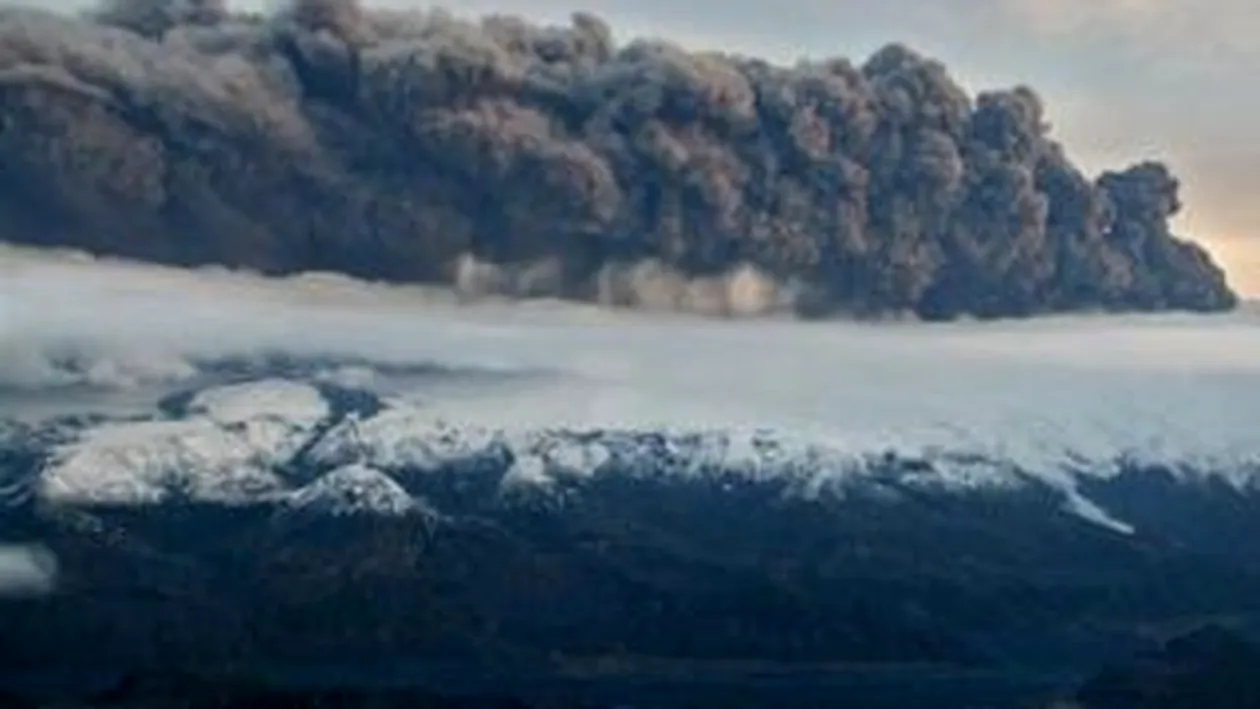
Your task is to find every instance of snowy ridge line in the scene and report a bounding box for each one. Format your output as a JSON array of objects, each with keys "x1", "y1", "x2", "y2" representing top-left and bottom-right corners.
[
  {"x1": 7, "y1": 378, "x2": 1259, "y2": 533},
  {"x1": 302, "y1": 409, "x2": 1140, "y2": 533},
  {"x1": 284, "y1": 463, "x2": 423, "y2": 518}
]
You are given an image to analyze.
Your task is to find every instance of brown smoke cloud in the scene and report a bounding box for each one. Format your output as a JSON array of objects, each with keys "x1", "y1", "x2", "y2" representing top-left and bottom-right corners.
[{"x1": 0, "y1": 0, "x2": 1238, "y2": 319}]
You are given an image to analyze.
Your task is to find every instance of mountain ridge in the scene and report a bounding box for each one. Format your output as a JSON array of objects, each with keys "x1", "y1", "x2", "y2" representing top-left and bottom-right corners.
[{"x1": 14, "y1": 375, "x2": 1259, "y2": 533}]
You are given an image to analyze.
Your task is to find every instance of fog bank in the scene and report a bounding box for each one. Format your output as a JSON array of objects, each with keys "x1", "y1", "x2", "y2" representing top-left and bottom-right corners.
[{"x1": 2, "y1": 246, "x2": 1257, "y2": 478}]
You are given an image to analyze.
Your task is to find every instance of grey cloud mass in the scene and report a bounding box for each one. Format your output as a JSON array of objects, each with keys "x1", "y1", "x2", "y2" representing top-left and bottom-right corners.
[{"x1": 384, "y1": 0, "x2": 1260, "y2": 293}]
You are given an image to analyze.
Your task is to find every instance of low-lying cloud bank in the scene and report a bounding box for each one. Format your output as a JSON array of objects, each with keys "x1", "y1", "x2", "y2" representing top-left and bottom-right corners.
[
  {"x1": 0, "y1": 0, "x2": 1239, "y2": 319},
  {"x1": 2, "y1": 245, "x2": 1256, "y2": 464}
]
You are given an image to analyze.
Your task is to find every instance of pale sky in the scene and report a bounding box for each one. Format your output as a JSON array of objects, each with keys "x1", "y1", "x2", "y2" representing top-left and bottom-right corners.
[{"x1": 37, "y1": 0, "x2": 1260, "y2": 295}]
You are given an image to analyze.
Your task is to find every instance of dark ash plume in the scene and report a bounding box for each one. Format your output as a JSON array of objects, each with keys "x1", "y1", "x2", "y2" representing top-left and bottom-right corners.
[{"x1": 0, "y1": 1, "x2": 1238, "y2": 319}]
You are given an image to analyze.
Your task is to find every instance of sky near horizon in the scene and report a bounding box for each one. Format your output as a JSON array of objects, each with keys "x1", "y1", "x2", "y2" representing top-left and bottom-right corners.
[{"x1": 31, "y1": 0, "x2": 1260, "y2": 296}]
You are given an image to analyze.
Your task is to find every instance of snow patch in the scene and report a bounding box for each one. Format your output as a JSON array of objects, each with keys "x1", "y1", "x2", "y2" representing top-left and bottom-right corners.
[
  {"x1": 0, "y1": 545, "x2": 57, "y2": 597},
  {"x1": 287, "y1": 464, "x2": 417, "y2": 517},
  {"x1": 39, "y1": 419, "x2": 290, "y2": 505},
  {"x1": 307, "y1": 409, "x2": 503, "y2": 473},
  {"x1": 502, "y1": 455, "x2": 552, "y2": 490},
  {"x1": 38, "y1": 380, "x2": 329, "y2": 506},
  {"x1": 1063, "y1": 492, "x2": 1135, "y2": 536}
]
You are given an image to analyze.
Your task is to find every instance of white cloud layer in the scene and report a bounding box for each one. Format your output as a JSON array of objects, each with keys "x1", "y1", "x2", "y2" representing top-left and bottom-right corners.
[{"x1": 3, "y1": 245, "x2": 1258, "y2": 470}]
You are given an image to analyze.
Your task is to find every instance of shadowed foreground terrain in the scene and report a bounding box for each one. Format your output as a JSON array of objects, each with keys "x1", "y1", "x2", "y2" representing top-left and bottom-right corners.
[
  {"x1": 1, "y1": 677, "x2": 600, "y2": 709},
  {"x1": 0, "y1": 0, "x2": 1239, "y2": 319},
  {"x1": 5, "y1": 627, "x2": 1256, "y2": 708},
  {"x1": 1070, "y1": 625, "x2": 1260, "y2": 709}
]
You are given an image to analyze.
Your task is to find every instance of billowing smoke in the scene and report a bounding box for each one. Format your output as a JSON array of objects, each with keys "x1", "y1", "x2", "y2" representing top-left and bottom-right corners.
[{"x1": 0, "y1": 1, "x2": 1238, "y2": 319}]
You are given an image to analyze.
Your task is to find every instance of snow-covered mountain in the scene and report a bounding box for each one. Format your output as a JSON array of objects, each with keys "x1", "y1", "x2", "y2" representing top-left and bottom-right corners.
[
  {"x1": 4, "y1": 365, "x2": 1260, "y2": 680},
  {"x1": 3, "y1": 365, "x2": 1253, "y2": 539}
]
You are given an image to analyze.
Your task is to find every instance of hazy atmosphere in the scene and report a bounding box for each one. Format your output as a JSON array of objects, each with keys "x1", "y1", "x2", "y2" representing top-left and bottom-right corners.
[{"x1": 23, "y1": 0, "x2": 1260, "y2": 296}]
